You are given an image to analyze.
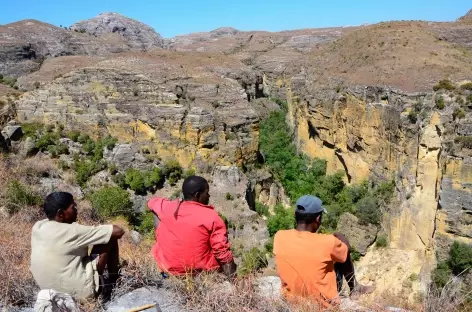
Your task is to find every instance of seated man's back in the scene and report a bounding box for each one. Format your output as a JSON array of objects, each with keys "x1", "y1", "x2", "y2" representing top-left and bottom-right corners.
[
  {"x1": 31, "y1": 220, "x2": 112, "y2": 298},
  {"x1": 148, "y1": 176, "x2": 236, "y2": 277},
  {"x1": 274, "y1": 229, "x2": 347, "y2": 307}
]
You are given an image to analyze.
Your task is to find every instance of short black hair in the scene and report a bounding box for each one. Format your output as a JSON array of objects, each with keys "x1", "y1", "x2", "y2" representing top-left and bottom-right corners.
[
  {"x1": 43, "y1": 192, "x2": 74, "y2": 220},
  {"x1": 295, "y1": 210, "x2": 322, "y2": 225},
  {"x1": 182, "y1": 176, "x2": 208, "y2": 200}
]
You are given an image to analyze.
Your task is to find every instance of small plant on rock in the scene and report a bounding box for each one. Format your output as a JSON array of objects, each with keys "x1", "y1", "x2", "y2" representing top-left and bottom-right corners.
[
  {"x1": 375, "y1": 235, "x2": 388, "y2": 248},
  {"x1": 436, "y1": 96, "x2": 445, "y2": 109},
  {"x1": 225, "y1": 192, "x2": 234, "y2": 201},
  {"x1": 433, "y1": 79, "x2": 455, "y2": 91}
]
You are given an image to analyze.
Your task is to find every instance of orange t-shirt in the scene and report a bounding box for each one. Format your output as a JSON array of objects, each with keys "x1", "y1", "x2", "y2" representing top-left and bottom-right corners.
[{"x1": 273, "y1": 230, "x2": 348, "y2": 309}]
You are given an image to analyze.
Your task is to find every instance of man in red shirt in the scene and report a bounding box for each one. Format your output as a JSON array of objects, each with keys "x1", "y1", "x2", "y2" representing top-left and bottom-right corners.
[{"x1": 148, "y1": 175, "x2": 237, "y2": 278}]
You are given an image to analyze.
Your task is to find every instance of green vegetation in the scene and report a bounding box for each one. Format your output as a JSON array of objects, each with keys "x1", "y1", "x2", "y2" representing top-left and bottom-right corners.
[
  {"x1": 162, "y1": 160, "x2": 183, "y2": 185},
  {"x1": 238, "y1": 247, "x2": 268, "y2": 276},
  {"x1": 468, "y1": 95, "x2": 472, "y2": 104},
  {"x1": 267, "y1": 205, "x2": 295, "y2": 237},
  {"x1": 453, "y1": 108, "x2": 466, "y2": 120},
  {"x1": 433, "y1": 79, "x2": 455, "y2": 91},
  {"x1": 135, "y1": 211, "x2": 156, "y2": 237},
  {"x1": 225, "y1": 192, "x2": 234, "y2": 201},
  {"x1": 74, "y1": 159, "x2": 106, "y2": 186},
  {"x1": 433, "y1": 241, "x2": 472, "y2": 289},
  {"x1": 255, "y1": 202, "x2": 270, "y2": 217},
  {"x1": 5, "y1": 180, "x2": 43, "y2": 214},
  {"x1": 460, "y1": 82, "x2": 472, "y2": 91},
  {"x1": 21, "y1": 123, "x2": 44, "y2": 138},
  {"x1": 350, "y1": 247, "x2": 361, "y2": 262},
  {"x1": 436, "y1": 96, "x2": 445, "y2": 110},
  {"x1": 66, "y1": 131, "x2": 80, "y2": 142},
  {"x1": 90, "y1": 186, "x2": 133, "y2": 219},
  {"x1": 455, "y1": 136, "x2": 472, "y2": 149},
  {"x1": 0, "y1": 75, "x2": 17, "y2": 88},
  {"x1": 259, "y1": 106, "x2": 395, "y2": 234},
  {"x1": 183, "y1": 168, "x2": 196, "y2": 178},
  {"x1": 375, "y1": 235, "x2": 388, "y2": 248},
  {"x1": 122, "y1": 167, "x2": 163, "y2": 194}
]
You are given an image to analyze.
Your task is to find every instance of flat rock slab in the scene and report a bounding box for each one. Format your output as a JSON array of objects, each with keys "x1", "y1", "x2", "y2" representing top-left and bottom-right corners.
[{"x1": 106, "y1": 287, "x2": 187, "y2": 312}]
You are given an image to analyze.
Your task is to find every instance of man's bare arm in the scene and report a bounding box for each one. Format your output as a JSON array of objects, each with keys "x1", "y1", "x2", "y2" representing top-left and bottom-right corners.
[
  {"x1": 111, "y1": 225, "x2": 125, "y2": 240},
  {"x1": 333, "y1": 232, "x2": 351, "y2": 251}
]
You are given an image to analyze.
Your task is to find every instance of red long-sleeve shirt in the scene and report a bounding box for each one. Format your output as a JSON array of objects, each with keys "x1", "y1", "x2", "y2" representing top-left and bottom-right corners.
[{"x1": 148, "y1": 197, "x2": 234, "y2": 275}]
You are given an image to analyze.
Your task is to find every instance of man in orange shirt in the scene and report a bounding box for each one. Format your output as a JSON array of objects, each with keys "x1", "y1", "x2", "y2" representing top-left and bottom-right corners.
[
  {"x1": 274, "y1": 195, "x2": 374, "y2": 308},
  {"x1": 148, "y1": 175, "x2": 237, "y2": 278}
]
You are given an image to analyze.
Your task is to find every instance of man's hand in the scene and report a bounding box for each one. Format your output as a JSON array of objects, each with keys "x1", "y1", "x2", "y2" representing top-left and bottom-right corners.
[
  {"x1": 111, "y1": 225, "x2": 125, "y2": 239},
  {"x1": 333, "y1": 232, "x2": 351, "y2": 251},
  {"x1": 221, "y1": 260, "x2": 237, "y2": 280}
]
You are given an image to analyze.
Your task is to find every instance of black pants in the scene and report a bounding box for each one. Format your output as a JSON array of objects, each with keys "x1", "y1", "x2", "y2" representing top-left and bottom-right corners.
[{"x1": 335, "y1": 263, "x2": 344, "y2": 293}]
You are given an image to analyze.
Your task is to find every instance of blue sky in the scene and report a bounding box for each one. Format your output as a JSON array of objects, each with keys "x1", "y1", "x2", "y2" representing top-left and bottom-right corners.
[{"x1": 0, "y1": 0, "x2": 470, "y2": 38}]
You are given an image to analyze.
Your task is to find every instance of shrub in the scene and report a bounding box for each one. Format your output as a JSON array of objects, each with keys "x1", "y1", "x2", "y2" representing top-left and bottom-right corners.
[
  {"x1": 183, "y1": 168, "x2": 196, "y2": 179},
  {"x1": 350, "y1": 247, "x2": 361, "y2": 262},
  {"x1": 47, "y1": 143, "x2": 69, "y2": 158},
  {"x1": 123, "y1": 167, "x2": 163, "y2": 194},
  {"x1": 78, "y1": 134, "x2": 90, "y2": 144},
  {"x1": 433, "y1": 261, "x2": 452, "y2": 289},
  {"x1": 21, "y1": 123, "x2": 43, "y2": 138},
  {"x1": 455, "y1": 136, "x2": 472, "y2": 149},
  {"x1": 436, "y1": 96, "x2": 445, "y2": 109},
  {"x1": 112, "y1": 173, "x2": 127, "y2": 189},
  {"x1": 5, "y1": 180, "x2": 43, "y2": 214},
  {"x1": 90, "y1": 186, "x2": 133, "y2": 219},
  {"x1": 456, "y1": 97, "x2": 465, "y2": 105},
  {"x1": 125, "y1": 168, "x2": 146, "y2": 194},
  {"x1": 453, "y1": 108, "x2": 466, "y2": 120},
  {"x1": 448, "y1": 241, "x2": 472, "y2": 275},
  {"x1": 255, "y1": 202, "x2": 269, "y2": 217},
  {"x1": 36, "y1": 132, "x2": 59, "y2": 151},
  {"x1": 66, "y1": 131, "x2": 80, "y2": 142},
  {"x1": 460, "y1": 82, "x2": 472, "y2": 91},
  {"x1": 33, "y1": 81, "x2": 40, "y2": 89},
  {"x1": 238, "y1": 248, "x2": 268, "y2": 276},
  {"x1": 144, "y1": 167, "x2": 163, "y2": 190},
  {"x1": 163, "y1": 160, "x2": 183, "y2": 185},
  {"x1": 74, "y1": 159, "x2": 101, "y2": 186},
  {"x1": 433, "y1": 79, "x2": 455, "y2": 91},
  {"x1": 267, "y1": 205, "x2": 295, "y2": 237},
  {"x1": 135, "y1": 211, "x2": 155, "y2": 237},
  {"x1": 356, "y1": 196, "x2": 381, "y2": 225},
  {"x1": 375, "y1": 235, "x2": 388, "y2": 248},
  {"x1": 467, "y1": 95, "x2": 472, "y2": 104},
  {"x1": 225, "y1": 192, "x2": 234, "y2": 201}
]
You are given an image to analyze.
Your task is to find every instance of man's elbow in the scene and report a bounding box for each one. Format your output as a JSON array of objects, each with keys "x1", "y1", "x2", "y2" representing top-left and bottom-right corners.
[{"x1": 111, "y1": 225, "x2": 125, "y2": 239}]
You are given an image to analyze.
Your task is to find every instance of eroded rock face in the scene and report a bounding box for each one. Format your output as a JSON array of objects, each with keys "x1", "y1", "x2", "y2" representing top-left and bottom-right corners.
[
  {"x1": 15, "y1": 51, "x2": 261, "y2": 168},
  {"x1": 337, "y1": 213, "x2": 378, "y2": 255},
  {"x1": 71, "y1": 12, "x2": 164, "y2": 50}
]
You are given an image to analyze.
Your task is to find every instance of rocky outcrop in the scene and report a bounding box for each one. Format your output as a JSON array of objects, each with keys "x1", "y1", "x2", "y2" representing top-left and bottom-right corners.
[
  {"x1": 71, "y1": 12, "x2": 164, "y2": 50},
  {"x1": 337, "y1": 213, "x2": 378, "y2": 255},
  {"x1": 106, "y1": 287, "x2": 186, "y2": 312},
  {"x1": 15, "y1": 51, "x2": 261, "y2": 168},
  {"x1": 210, "y1": 166, "x2": 269, "y2": 253},
  {"x1": 0, "y1": 20, "x2": 131, "y2": 77}
]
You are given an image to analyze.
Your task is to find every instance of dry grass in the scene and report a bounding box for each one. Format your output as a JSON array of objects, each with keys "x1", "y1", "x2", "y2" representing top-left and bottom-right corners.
[{"x1": 0, "y1": 209, "x2": 42, "y2": 306}]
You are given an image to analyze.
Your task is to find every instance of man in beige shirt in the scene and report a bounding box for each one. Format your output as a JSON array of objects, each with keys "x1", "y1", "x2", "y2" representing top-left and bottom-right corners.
[{"x1": 30, "y1": 192, "x2": 125, "y2": 300}]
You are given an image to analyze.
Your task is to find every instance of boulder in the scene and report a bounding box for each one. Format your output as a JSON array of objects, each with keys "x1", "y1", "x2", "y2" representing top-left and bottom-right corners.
[
  {"x1": 106, "y1": 287, "x2": 187, "y2": 312},
  {"x1": 336, "y1": 213, "x2": 378, "y2": 255},
  {"x1": 255, "y1": 276, "x2": 281, "y2": 299},
  {"x1": 20, "y1": 136, "x2": 37, "y2": 157},
  {"x1": 130, "y1": 230, "x2": 142, "y2": 245},
  {"x1": 105, "y1": 144, "x2": 135, "y2": 170},
  {"x1": 2, "y1": 124, "x2": 23, "y2": 141}
]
